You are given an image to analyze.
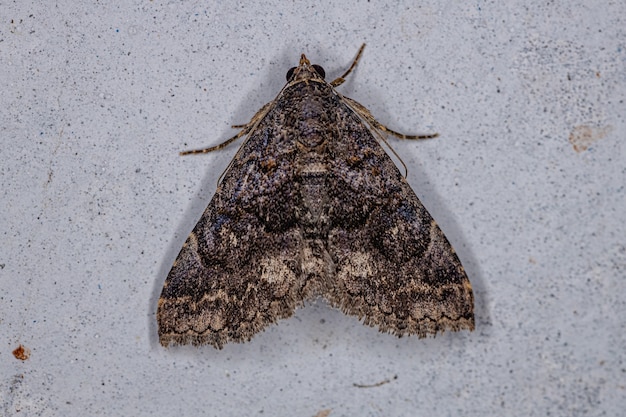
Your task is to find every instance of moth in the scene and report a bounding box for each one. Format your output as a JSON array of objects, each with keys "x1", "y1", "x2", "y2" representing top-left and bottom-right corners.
[{"x1": 158, "y1": 45, "x2": 474, "y2": 348}]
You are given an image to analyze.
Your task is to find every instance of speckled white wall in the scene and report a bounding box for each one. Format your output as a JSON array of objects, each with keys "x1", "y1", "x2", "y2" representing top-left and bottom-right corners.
[{"x1": 1, "y1": 1, "x2": 624, "y2": 416}]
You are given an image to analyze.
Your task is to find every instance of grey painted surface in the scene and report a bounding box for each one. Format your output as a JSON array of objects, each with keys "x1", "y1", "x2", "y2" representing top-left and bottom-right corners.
[{"x1": 1, "y1": 1, "x2": 624, "y2": 416}]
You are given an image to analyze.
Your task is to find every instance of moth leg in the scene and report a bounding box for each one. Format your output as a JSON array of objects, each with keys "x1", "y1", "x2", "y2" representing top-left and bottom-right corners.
[
  {"x1": 342, "y1": 96, "x2": 439, "y2": 177},
  {"x1": 342, "y1": 96, "x2": 439, "y2": 140},
  {"x1": 180, "y1": 102, "x2": 273, "y2": 155},
  {"x1": 330, "y1": 44, "x2": 367, "y2": 87}
]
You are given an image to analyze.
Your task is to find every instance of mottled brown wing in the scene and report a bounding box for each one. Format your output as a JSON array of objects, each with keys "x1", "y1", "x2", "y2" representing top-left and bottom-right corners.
[
  {"x1": 158, "y1": 103, "x2": 308, "y2": 349},
  {"x1": 158, "y1": 61, "x2": 473, "y2": 349},
  {"x1": 323, "y1": 100, "x2": 474, "y2": 337}
]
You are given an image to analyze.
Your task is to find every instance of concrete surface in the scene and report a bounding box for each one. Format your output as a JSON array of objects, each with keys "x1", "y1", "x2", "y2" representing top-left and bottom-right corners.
[{"x1": 1, "y1": 1, "x2": 624, "y2": 416}]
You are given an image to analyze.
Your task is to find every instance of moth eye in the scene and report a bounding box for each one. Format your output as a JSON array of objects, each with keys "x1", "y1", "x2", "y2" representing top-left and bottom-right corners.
[
  {"x1": 286, "y1": 67, "x2": 296, "y2": 81},
  {"x1": 312, "y1": 65, "x2": 326, "y2": 79}
]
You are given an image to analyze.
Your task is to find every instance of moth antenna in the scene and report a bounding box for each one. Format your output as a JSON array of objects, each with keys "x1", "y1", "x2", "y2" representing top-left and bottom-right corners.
[
  {"x1": 374, "y1": 129, "x2": 409, "y2": 178},
  {"x1": 330, "y1": 44, "x2": 366, "y2": 87}
]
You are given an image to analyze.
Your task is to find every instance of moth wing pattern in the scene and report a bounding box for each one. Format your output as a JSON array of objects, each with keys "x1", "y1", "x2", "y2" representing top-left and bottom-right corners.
[
  {"x1": 158, "y1": 102, "x2": 309, "y2": 349},
  {"x1": 158, "y1": 46, "x2": 474, "y2": 349},
  {"x1": 324, "y1": 98, "x2": 474, "y2": 336}
]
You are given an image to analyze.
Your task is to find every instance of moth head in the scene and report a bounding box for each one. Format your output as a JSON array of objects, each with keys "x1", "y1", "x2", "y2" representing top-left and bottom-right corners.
[{"x1": 286, "y1": 54, "x2": 326, "y2": 82}]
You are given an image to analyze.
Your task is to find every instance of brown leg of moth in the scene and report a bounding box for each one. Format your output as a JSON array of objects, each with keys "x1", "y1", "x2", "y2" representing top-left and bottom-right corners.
[
  {"x1": 343, "y1": 96, "x2": 439, "y2": 140},
  {"x1": 342, "y1": 95, "x2": 439, "y2": 177},
  {"x1": 179, "y1": 102, "x2": 273, "y2": 155}
]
